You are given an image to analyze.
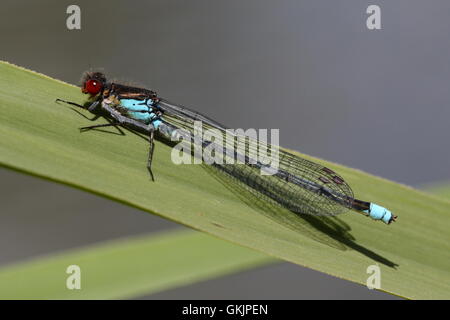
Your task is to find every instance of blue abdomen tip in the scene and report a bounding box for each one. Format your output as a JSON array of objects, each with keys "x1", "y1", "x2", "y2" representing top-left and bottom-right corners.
[{"x1": 366, "y1": 203, "x2": 394, "y2": 224}]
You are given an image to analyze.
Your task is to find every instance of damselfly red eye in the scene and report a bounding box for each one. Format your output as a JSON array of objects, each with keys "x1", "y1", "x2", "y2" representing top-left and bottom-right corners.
[{"x1": 83, "y1": 79, "x2": 103, "y2": 95}]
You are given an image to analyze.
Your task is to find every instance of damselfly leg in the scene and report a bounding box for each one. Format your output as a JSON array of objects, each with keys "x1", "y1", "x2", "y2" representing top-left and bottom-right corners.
[
  {"x1": 79, "y1": 119, "x2": 125, "y2": 136},
  {"x1": 56, "y1": 99, "x2": 124, "y2": 135},
  {"x1": 57, "y1": 97, "x2": 158, "y2": 181},
  {"x1": 55, "y1": 99, "x2": 100, "y2": 121},
  {"x1": 55, "y1": 98, "x2": 85, "y2": 109},
  {"x1": 147, "y1": 129, "x2": 156, "y2": 182}
]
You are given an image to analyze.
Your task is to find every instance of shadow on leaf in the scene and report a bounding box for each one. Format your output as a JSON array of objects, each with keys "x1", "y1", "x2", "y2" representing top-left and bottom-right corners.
[{"x1": 202, "y1": 164, "x2": 398, "y2": 269}]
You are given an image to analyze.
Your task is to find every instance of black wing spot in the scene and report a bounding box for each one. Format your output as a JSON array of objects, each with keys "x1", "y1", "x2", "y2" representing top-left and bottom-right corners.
[
  {"x1": 319, "y1": 177, "x2": 330, "y2": 184},
  {"x1": 332, "y1": 176, "x2": 344, "y2": 184},
  {"x1": 322, "y1": 167, "x2": 335, "y2": 175}
]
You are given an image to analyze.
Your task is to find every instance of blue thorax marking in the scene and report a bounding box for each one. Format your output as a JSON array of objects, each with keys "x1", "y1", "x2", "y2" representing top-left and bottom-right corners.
[{"x1": 119, "y1": 98, "x2": 162, "y2": 129}]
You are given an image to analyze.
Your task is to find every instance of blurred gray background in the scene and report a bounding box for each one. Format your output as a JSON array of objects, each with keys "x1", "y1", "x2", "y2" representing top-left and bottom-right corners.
[{"x1": 2, "y1": 0, "x2": 449, "y2": 299}]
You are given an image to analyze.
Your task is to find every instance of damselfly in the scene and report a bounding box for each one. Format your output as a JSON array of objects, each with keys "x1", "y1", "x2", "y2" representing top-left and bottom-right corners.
[{"x1": 56, "y1": 72, "x2": 397, "y2": 224}]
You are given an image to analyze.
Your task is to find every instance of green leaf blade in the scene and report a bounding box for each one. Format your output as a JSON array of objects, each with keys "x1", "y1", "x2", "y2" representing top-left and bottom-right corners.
[
  {"x1": 1, "y1": 61, "x2": 449, "y2": 299},
  {"x1": 0, "y1": 230, "x2": 272, "y2": 299}
]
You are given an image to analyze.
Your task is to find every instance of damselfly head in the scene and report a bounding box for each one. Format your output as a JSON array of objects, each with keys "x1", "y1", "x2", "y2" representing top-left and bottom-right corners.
[{"x1": 81, "y1": 72, "x2": 106, "y2": 97}]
